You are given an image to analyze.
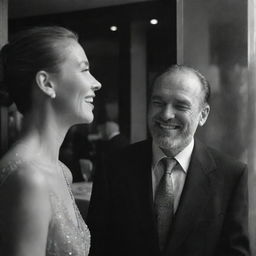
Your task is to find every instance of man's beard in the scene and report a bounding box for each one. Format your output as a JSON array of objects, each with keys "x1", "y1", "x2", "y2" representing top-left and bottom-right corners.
[{"x1": 151, "y1": 126, "x2": 192, "y2": 155}]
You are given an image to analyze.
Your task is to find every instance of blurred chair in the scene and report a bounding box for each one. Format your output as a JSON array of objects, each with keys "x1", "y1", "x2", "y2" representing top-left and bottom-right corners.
[
  {"x1": 79, "y1": 158, "x2": 93, "y2": 181},
  {"x1": 71, "y1": 180, "x2": 92, "y2": 220}
]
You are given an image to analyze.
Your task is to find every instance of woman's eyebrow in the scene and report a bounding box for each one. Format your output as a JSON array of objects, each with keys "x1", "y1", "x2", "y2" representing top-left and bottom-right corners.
[{"x1": 79, "y1": 60, "x2": 89, "y2": 66}]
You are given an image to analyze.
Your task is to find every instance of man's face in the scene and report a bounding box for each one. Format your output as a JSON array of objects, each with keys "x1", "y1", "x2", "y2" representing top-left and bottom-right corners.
[{"x1": 148, "y1": 70, "x2": 209, "y2": 156}]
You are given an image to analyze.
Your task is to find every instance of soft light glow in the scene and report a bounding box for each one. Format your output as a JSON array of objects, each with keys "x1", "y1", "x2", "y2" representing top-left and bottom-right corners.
[
  {"x1": 150, "y1": 19, "x2": 158, "y2": 25},
  {"x1": 110, "y1": 26, "x2": 118, "y2": 31}
]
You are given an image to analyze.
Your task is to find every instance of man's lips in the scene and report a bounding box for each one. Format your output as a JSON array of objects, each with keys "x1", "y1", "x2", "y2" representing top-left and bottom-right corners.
[{"x1": 156, "y1": 121, "x2": 181, "y2": 130}]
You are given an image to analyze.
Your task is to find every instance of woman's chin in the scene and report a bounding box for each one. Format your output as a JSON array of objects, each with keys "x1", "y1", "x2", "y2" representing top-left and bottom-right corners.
[{"x1": 82, "y1": 113, "x2": 94, "y2": 124}]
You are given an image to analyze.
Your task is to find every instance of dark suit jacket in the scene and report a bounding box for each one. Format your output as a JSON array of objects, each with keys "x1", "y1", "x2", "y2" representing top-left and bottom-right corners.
[
  {"x1": 87, "y1": 139, "x2": 250, "y2": 256},
  {"x1": 104, "y1": 133, "x2": 129, "y2": 157},
  {"x1": 93, "y1": 134, "x2": 129, "y2": 180}
]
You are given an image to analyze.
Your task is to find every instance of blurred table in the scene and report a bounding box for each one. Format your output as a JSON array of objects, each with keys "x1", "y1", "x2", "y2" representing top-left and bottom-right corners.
[{"x1": 71, "y1": 182, "x2": 92, "y2": 220}]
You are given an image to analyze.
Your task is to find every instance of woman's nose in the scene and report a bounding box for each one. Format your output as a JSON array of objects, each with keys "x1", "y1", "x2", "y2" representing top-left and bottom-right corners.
[
  {"x1": 93, "y1": 80, "x2": 101, "y2": 91},
  {"x1": 91, "y1": 75, "x2": 102, "y2": 91}
]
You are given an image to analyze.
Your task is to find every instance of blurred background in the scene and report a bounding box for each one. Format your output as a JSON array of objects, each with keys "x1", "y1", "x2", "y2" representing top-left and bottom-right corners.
[{"x1": 0, "y1": 0, "x2": 255, "y2": 253}]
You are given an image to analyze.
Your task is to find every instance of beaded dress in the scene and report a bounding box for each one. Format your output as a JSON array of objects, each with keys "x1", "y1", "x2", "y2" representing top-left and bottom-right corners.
[{"x1": 0, "y1": 159, "x2": 91, "y2": 256}]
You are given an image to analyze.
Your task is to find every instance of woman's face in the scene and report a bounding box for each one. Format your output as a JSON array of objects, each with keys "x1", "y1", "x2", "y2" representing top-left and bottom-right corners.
[{"x1": 51, "y1": 39, "x2": 101, "y2": 125}]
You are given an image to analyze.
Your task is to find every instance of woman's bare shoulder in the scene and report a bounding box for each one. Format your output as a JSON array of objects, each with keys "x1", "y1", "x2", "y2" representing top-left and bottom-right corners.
[
  {"x1": 0, "y1": 156, "x2": 52, "y2": 256},
  {"x1": 0, "y1": 164, "x2": 51, "y2": 211},
  {"x1": 0, "y1": 149, "x2": 48, "y2": 191}
]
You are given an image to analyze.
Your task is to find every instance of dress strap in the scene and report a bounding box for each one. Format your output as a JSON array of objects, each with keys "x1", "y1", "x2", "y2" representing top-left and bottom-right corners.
[{"x1": 0, "y1": 158, "x2": 24, "y2": 186}]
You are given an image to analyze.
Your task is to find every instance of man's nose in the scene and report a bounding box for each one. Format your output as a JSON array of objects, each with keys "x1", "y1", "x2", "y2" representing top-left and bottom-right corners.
[{"x1": 161, "y1": 105, "x2": 175, "y2": 120}]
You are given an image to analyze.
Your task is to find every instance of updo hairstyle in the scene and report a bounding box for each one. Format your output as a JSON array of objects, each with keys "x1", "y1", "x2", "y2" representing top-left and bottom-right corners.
[{"x1": 0, "y1": 26, "x2": 78, "y2": 114}]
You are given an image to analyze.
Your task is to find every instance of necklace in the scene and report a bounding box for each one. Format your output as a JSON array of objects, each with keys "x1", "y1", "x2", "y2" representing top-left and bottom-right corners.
[{"x1": 59, "y1": 161, "x2": 81, "y2": 230}]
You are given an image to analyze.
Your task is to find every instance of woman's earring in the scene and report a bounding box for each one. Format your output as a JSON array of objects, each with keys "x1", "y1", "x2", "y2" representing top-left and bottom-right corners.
[{"x1": 50, "y1": 92, "x2": 56, "y2": 99}]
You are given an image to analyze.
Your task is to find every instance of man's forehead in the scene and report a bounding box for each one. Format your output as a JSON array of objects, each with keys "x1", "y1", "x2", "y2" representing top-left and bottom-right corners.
[
  {"x1": 160, "y1": 69, "x2": 200, "y2": 84},
  {"x1": 154, "y1": 70, "x2": 201, "y2": 92},
  {"x1": 151, "y1": 70, "x2": 206, "y2": 106}
]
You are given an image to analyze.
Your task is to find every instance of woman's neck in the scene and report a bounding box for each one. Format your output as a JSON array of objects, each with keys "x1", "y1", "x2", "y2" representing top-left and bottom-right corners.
[{"x1": 19, "y1": 110, "x2": 70, "y2": 164}]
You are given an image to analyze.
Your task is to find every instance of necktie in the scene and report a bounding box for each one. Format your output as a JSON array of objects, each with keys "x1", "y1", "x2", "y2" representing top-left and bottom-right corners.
[{"x1": 154, "y1": 157, "x2": 177, "y2": 251}]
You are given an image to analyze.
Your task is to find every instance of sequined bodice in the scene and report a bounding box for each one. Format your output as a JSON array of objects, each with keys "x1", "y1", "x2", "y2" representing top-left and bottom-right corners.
[
  {"x1": 47, "y1": 191, "x2": 90, "y2": 256},
  {"x1": 0, "y1": 159, "x2": 90, "y2": 256}
]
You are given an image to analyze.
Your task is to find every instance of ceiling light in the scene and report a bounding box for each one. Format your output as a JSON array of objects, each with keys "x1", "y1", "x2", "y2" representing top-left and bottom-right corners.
[
  {"x1": 110, "y1": 26, "x2": 118, "y2": 31},
  {"x1": 150, "y1": 19, "x2": 158, "y2": 25}
]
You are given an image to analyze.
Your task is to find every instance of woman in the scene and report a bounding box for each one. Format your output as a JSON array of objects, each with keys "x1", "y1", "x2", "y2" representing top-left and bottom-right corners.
[{"x1": 0, "y1": 26, "x2": 101, "y2": 256}]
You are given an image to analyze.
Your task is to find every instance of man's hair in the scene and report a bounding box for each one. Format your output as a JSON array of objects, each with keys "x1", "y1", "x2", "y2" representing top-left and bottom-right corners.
[{"x1": 151, "y1": 64, "x2": 211, "y2": 105}]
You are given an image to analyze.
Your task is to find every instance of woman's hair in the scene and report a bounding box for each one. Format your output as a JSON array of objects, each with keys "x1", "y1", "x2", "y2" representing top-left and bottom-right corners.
[{"x1": 0, "y1": 26, "x2": 78, "y2": 114}]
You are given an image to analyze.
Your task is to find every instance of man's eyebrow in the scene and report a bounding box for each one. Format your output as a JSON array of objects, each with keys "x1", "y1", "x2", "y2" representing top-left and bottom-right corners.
[
  {"x1": 175, "y1": 98, "x2": 192, "y2": 106},
  {"x1": 151, "y1": 95, "x2": 162, "y2": 100}
]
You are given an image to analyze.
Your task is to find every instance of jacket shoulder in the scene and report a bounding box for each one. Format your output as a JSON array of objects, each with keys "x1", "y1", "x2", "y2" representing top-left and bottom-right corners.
[
  {"x1": 193, "y1": 139, "x2": 247, "y2": 178},
  {"x1": 207, "y1": 146, "x2": 246, "y2": 170},
  {"x1": 198, "y1": 142, "x2": 248, "y2": 181}
]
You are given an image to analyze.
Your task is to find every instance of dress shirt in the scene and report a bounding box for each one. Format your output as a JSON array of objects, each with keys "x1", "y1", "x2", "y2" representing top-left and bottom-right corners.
[{"x1": 152, "y1": 138, "x2": 194, "y2": 213}]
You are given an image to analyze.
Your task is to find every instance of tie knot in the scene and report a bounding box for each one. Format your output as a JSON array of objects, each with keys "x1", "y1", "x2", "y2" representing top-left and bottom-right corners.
[{"x1": 162, "y1": 157, "x2": 176, "y2": 174}]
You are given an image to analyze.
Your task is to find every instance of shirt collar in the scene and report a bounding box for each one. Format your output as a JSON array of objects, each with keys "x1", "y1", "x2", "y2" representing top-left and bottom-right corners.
[
  {"x1": 152, "y1": 138, "x2": 194, "y2": 173},
  {"x1": 108, "y1": 131, "x2": 120, "y2": 140}
]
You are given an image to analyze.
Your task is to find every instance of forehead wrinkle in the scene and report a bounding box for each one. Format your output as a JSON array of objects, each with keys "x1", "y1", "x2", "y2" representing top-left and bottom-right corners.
[
  {"x1": 160, "y1": 71, "x2": 203, "y2": 96},
  {"x1": 152, "y1": 76, "x2": 205, "y2": 111},
  {"x1": 151, "y1": 88, "x2": 193, "y2": 107}
]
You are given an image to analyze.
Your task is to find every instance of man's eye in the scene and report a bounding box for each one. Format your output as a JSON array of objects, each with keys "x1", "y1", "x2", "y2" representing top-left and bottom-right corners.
[
  {"x1": 152, "y1": 101, "x2": 163, "y2": 106},
  {"x1": 176, "y1": 105, "x2": 189, "y2": 110}
]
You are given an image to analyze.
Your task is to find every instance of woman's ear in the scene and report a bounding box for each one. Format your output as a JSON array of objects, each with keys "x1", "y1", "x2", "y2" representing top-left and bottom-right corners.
[{"x1": 35, "y1": 71, "x2": 56, "y2": 98}]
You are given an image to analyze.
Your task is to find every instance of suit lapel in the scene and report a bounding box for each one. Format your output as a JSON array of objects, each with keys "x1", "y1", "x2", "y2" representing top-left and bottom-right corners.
[{"x1": 164, "y1": 140, "x2": 217, "y2": 254}]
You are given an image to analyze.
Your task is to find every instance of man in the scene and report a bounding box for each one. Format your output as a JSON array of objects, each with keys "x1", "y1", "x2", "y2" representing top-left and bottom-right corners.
[
  {"x1": 87, "y1": 65, "x2": 250, "y2": 256},
  {"x1": 97, "y1": 121, "x2": 129, "y2": 157}
]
